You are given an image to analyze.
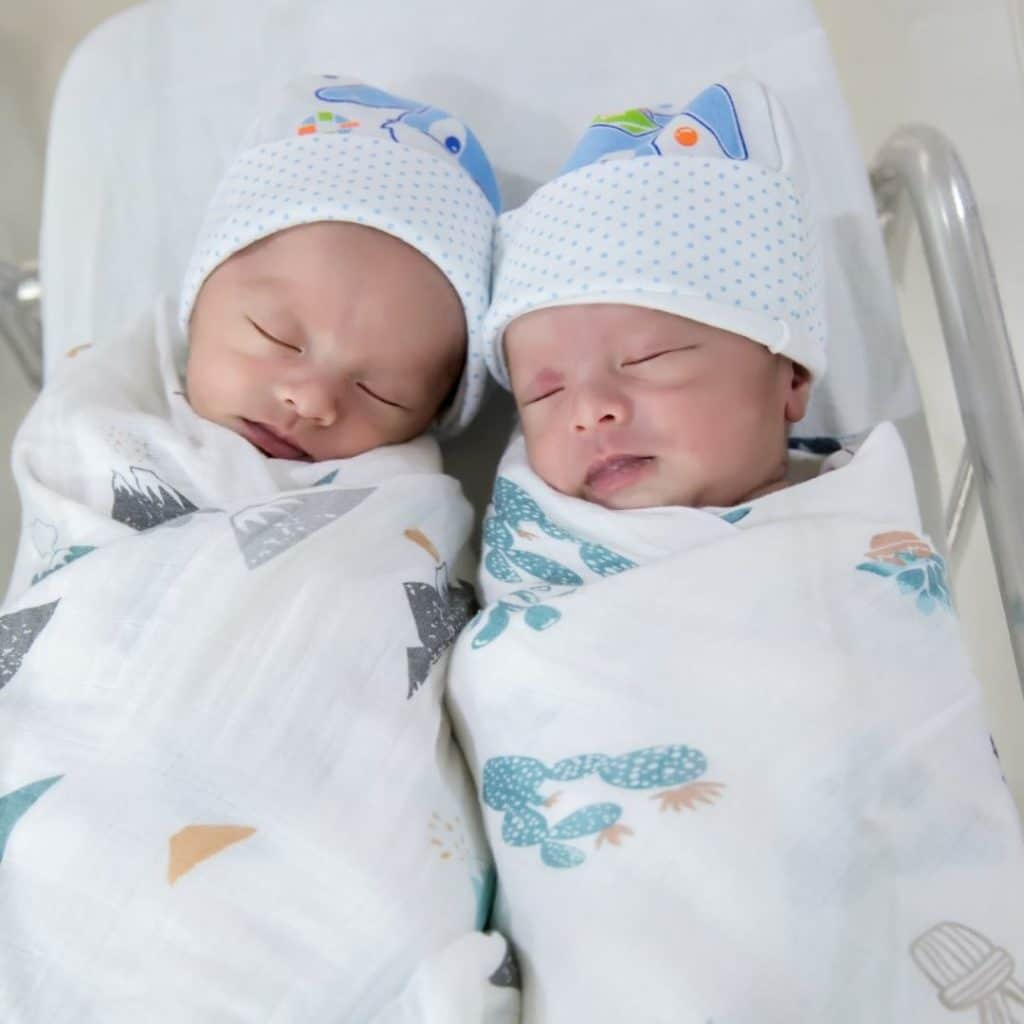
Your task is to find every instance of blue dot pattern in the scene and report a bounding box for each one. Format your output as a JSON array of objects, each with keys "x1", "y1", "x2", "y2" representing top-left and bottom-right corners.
[
  {"x1": 480, "y1": 88, "x2": 826, "y2": 391},
  {"x1": 179, "y1": 83, "x2": 498, "y2": 437}
]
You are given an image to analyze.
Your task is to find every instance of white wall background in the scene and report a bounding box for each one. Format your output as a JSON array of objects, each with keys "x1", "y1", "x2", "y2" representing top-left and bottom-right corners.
[{"x1": 1, "y1": 0, "x2": 1023, "y2": 808}]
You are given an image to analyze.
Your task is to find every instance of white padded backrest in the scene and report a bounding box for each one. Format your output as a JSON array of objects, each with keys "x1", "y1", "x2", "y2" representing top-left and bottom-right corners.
[{"x1": 40, "y1": 0, "x2": 920, "y2": 450}]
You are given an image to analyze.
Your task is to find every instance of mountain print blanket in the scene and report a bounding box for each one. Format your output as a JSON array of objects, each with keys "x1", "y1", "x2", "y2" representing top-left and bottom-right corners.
[
  {"x1": 447, "y1": 423, "x2": 1024, "y2": 1024},
  {"x1": 0, "y1": 299, "x2": 518, "y2": 1022}
]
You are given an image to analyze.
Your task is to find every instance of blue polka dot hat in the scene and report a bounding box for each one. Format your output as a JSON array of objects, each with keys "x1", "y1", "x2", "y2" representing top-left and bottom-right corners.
[
  {"x1": 179, "y1": 74, "x2": 501, "y2": 437},
  {"x1": 483, "y1": 78, "x2": 826, "y2": 389}
]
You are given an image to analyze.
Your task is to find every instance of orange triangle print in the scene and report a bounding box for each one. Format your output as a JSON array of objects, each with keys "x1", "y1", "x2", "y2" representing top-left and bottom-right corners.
[{"x1": 168, "y1": 824, "x2": 256, "y2": 884}]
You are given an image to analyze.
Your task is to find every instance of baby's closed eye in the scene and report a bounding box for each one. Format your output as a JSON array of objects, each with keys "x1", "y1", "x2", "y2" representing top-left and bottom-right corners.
[
  {"x1": 522, "y1": 385, "x2": 564, "y2": 407},
  {"x1": 519, "y1": 368, "x2": 566, "y2": 407},
  {"x1": 622, "y1": 345, "x2": 697, "y2": 367},
  {"x1": 246, "y1": 316, "x2": 302, "y2": 353},
  {"x1": 356, "y1": 381, "x2": 409, "y2": 411}
]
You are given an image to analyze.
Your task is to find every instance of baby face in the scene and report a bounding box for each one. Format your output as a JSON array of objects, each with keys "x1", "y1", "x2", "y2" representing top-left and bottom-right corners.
[
  {"x1": 505, "y1": 304, "x2": 811, "y2": 509},
  {"x1": 186, "y1": 222, "x2": 465, "y2": 461}
]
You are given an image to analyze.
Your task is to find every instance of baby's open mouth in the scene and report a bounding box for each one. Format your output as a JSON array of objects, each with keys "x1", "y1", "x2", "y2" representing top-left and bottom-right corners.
[
  {"x1": 238, "y1": 419, "x2": 311, "y2": 461},
  {"x1": 584, "y1": 454, "x2": 655, "y2": 496}
]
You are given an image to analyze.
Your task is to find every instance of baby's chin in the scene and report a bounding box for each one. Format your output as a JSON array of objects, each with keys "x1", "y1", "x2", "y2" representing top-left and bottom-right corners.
[
  {"x1": 585, "y1": 487, "x2": 686, "y2": 511},
  {"x1": 531, "y1": 454, "x2": 700, "y2": 510},
  {"x1": 580, "y1": 475, "x2": 698, "y2": 511}
]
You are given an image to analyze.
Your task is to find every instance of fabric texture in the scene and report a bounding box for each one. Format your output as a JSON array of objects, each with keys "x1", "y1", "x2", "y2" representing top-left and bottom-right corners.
[
  {"x1": 178, "y1": 74, "x2": 501, "y2": 437},
  {"x1": 482, "y1": 79, "x2": 826, "y2": 389},
  {"x1": 447, "y1": 423, "x2": 1024, "y2": 1022},
  {"x1": 0, "y1": 301, "x2": 518, "y2": 1021}
]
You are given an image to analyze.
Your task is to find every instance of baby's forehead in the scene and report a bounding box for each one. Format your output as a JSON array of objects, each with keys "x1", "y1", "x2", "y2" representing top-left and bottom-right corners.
[
  {"x1": 220, "y1": 223, "x2": 459, "y2": 305},
  {"x1": 506, "y1": 304, "x2": 737, "y2": 358}
]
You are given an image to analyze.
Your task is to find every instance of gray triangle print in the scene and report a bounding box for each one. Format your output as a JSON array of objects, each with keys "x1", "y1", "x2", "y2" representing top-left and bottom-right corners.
[
  {"x1": 489, "y1": 945, "x2": 521, "y2": 989},
  {"x1": 111, "y1": 467, "x2": 198, "y2": 530},
  {"x1": 230, "y1": 488, "x2": 375, "y2": 570},
  {"x1": 0, "y1": 600, "x2": 59, "y2": 691}
]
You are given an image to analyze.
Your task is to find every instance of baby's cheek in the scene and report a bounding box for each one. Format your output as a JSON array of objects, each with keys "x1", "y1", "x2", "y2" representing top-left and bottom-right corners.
[
  {"x1": 522, "y1": 420, "x2": 571, "y2": 493},
  {"x1": 188, "y1": 346, "x2": 249, "y2": 417},
  {"x1": 648, "y1": 394, "x2": 731, "y2": 492},
  {"x1": 183, "y1": 349, "x2": 214, "y2": 415},
  {"x1": 651, "y1": 389, "x2": 715, "y2": 448}
]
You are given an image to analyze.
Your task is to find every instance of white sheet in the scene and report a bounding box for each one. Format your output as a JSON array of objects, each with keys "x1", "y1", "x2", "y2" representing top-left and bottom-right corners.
[
  {"x1": 447, "y1": 424, "x2": 1024, "y2": 1021},
  {"x1": 41, "y1": 0, "x2": 917, "y2": 443}
]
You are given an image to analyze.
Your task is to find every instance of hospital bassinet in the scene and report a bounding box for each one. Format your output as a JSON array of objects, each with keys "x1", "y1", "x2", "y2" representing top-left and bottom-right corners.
[{"x1": 5, "y1": 0, "x2": 1023, "y2": 756}]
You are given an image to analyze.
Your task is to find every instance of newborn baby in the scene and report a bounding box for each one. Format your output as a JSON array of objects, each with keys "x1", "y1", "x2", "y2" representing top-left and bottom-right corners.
[
  {"x1": 448, "y1": 79, "x2": 1024, "y2": 1023},
  {"x1": 0, "y1": 76, "x2": 517, "y2": 1021},
  {"x1": 504, "y1": 302, "x2": 810, "y2": 510},
  {"x1": 186, "y1": 219, "x2": 468, "y2": 461}
]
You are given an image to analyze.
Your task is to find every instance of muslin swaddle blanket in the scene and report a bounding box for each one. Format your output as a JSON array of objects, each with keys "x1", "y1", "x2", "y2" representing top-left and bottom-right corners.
[
  {"x1": 0, "y1": 301, "x2": 519, "y2": 1022},
  {"x1": 448, "y1": 422, "x2": 1023, "y2": 1023}
]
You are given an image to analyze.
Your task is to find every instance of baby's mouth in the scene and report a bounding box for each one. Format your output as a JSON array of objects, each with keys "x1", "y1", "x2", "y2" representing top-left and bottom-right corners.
[
  {"x1": 238, "y1": 418, "x2": 311, "y2": 461},
  {"x1": 583, "y1": 454, "x2": 656, "y2": 497}
]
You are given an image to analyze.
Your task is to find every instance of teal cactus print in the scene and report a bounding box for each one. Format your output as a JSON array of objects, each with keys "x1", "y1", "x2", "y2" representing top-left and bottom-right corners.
[
  {"x1": 483, "y1": 478, "x2": 634, "y2": 582},
  {"x1": 483, "y1": 746, "x2": 722, "y2": 868},
  {"x1": 856, "y1": 531, "x2": 951, "y2": 614},
  {"x1": 472, "y1": 584, "x2": 565, "y2": 648},
  {"x1": 473, "y1": 477, "x2": 635, "y2": 648}
]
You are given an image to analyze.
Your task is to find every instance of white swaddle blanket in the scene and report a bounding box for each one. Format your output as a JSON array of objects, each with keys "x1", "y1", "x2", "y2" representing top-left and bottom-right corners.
[
  {"x1": 0, "y1": 299, "x2": 518, "y2": 1022},
  {"x1": 448, "y1": 422, "x2": 1024, "y2": 1023}
]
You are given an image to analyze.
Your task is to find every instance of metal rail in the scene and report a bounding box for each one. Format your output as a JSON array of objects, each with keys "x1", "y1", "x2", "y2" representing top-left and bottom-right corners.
[
  {"x1": 944, "y1": 449, "x2": 975, "y2": 555},
  {"x1": 872, "y1": 125, "x2": 1024, "y2": 693},
  {"x1": 0, "y1": 260, "x2": 43, "y2": 390}
]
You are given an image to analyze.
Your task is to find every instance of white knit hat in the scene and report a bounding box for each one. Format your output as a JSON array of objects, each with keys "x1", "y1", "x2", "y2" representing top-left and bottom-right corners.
[
  {"x1": 482, "y1": 78, "x2": 825, "y2": 388},
  {"x1": 179, "y1": 75, "x2": 501, "y2": 437}
]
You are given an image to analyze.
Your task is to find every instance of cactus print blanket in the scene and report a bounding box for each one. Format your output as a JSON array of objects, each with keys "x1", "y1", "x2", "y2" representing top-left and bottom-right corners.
[{"x1": 448, "y1": 425, "x2": 1024, "y2": 1022}]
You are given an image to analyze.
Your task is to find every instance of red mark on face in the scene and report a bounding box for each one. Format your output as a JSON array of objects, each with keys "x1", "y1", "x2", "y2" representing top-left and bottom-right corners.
[{"x1": 528, "y1": 368, "x2": 564, "y2": 399}]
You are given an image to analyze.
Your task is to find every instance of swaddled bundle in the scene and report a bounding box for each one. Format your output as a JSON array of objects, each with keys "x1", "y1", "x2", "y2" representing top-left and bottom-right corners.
[
  {"x1": 448, "y1": 79, "x2": 1024, "y2": 1021},
  {"x1": 450, "y1": 424, "x2": 1024, "y2": 1021},
  {"x1": 0, "y1": 76, "x2": 517, "y2": 1021}
]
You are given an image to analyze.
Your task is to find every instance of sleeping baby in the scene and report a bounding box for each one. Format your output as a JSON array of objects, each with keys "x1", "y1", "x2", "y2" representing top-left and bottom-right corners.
[
  {"x1": 447, "y1": 79, "x2": 1024, "y2": 1022},
  {"x1": 0, "y1": 76, "x2": 517, "y2": 1021}
]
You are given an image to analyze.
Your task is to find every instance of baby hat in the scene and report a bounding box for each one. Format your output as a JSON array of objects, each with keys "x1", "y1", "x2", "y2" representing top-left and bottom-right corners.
[
  {"x1": 483, "y1": 78, "x2": 825, "y2": 387},
  {"x1": 179, "y1": 74, "x2": 501, "y2": 437}
]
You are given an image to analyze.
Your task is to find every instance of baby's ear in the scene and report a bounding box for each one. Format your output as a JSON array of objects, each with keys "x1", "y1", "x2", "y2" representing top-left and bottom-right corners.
[{"x1": 784, "y1": 360, "x2": 812, "y2": 424}]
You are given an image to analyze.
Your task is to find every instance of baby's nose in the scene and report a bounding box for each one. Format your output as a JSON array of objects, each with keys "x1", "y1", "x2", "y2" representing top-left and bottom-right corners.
[
  {"x1": 572, "y1": 385, "x2": 630, "y2": 433},
  {"x1": 279, "y1": 375, "x2": 338, "y2": 427}
]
